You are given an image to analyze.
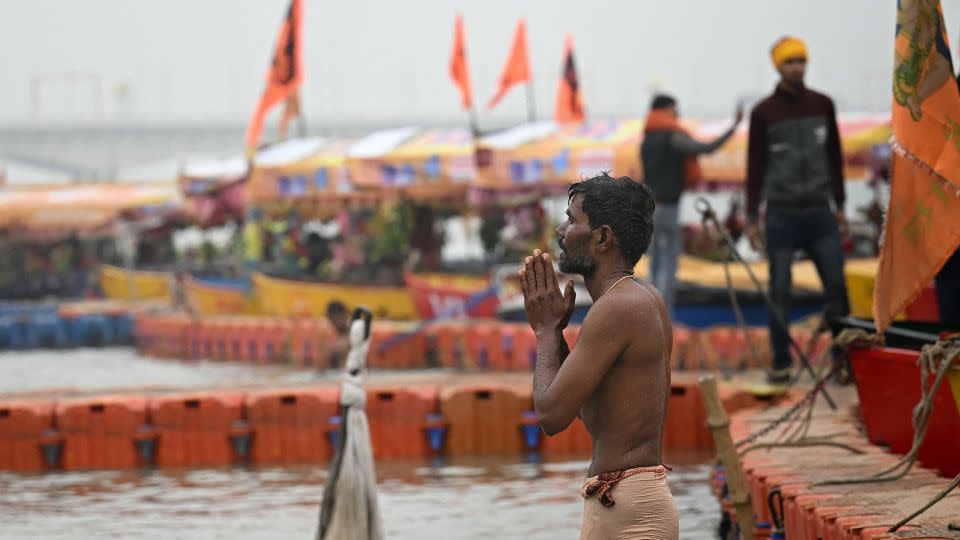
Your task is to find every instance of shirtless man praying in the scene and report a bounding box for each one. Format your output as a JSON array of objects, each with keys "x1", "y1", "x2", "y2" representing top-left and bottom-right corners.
[{"x1": 520, "y1": 173, "x2": 678, "y2": 539}]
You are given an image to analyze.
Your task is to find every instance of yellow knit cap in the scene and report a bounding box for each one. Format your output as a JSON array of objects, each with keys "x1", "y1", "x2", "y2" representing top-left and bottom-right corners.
[{"x1": 770, "y1": 37, "x2": 808, "y2": 68}]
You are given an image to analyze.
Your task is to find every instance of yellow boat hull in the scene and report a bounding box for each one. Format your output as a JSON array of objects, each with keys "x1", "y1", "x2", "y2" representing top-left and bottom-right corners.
[
  {"x1": 99, "y1": 265, "x2": 170, "y2": 301},
  {"x1": 252, "y1": 272, "x2": 418, "y2": 320}
]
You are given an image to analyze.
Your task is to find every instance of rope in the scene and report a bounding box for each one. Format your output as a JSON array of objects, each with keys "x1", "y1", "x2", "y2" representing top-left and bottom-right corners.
[
  {"x1": 738, "y1": 439, "x2": 866, "y2": 457},
  {"x1": 888, "y1": 473, "x2": 960, "y2": 533},
  {"x1": 815, "y1": 338, "x2": 959, "y2": 487},
  {"x1": 720, "y1": 246, "x2": 760, "y2": 372},
  {"x1": 694, "y1": 197, "x2": 837, "y2": 409},
  {"x1": 734, "y1": 329, "x2": 881, "y2": 449}
]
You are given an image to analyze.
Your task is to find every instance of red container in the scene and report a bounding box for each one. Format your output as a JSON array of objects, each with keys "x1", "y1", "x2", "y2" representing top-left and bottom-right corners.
[{"x1": 849, "y1": 345, "x2": 960, "y2": 477}]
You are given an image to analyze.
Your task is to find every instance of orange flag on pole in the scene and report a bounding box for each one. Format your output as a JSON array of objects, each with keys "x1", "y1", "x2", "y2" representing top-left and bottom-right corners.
[
  {"x1": 449, "y1": 14, "x2": 473, "y2": 110},
  {"x1": 554, "y1": 34, "x2": 585, "y2": 124},
  {"x1": 874, "y1": 0, "x2": 960, "y2": 331},
  {"x1": 245, "y1": 0, "x2": 303, "y2": 155},
  {"x1": 487, "y1": 19, "x2": 531, "y2": 110}
]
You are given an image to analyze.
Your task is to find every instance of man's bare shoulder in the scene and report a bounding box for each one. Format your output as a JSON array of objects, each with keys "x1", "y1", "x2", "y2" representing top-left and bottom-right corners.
[{"x1": 582, "y1": 278, "x2": 664, "y2": 330}]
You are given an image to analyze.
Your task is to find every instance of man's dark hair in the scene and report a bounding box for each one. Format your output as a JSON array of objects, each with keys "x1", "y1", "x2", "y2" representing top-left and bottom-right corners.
[
  {"x1": 650, "y1": 94, "x2": 677, "y2": 111},
  {"x1": 568, "y1": 173, "x2": 655, "y2": 266},
  {"x1": 326, "y1": 301, "x2": 347, "y2": 318}
]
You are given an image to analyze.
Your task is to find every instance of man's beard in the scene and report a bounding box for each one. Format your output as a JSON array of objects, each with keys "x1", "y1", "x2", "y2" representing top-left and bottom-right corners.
[{"x1": 558, "y1": 250, "x2": 596, "y2": 277}]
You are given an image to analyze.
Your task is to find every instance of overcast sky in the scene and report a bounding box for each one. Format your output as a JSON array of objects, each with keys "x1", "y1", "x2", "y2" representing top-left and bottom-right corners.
[{"x1": 4, "y1": 0, "x2": 960, "y2": 128}]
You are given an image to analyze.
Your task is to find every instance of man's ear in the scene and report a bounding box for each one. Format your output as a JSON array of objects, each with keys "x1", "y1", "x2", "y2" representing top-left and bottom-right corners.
[{"x1": 593, "y1": 225, "x2": 614, "y2": 253}]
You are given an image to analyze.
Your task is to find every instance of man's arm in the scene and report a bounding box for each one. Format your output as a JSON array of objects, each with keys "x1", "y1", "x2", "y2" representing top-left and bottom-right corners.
[
  {"x1": 533, "y1": 295, "x2": 634, "y2": 435},
  {"x1": 669, "y1": 125, "x2": 736, "y2": 156},
  {"x1": 825, "y1": 98, "x2": 845, "y2": 212},
  {"x1": 746, "y1": 107, "x2": 767, "y2": 223}
]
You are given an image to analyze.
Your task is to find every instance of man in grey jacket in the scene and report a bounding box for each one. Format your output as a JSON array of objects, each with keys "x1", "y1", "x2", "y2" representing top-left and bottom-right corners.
[
  {"x1": 641, "y1": 94, "x2": 742, "y2": 319},
  {"x1": 746, "y1": 37, "x2": 850, "y2": 384}
]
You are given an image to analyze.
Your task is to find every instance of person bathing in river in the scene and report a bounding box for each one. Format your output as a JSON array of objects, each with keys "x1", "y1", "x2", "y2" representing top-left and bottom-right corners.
[{"x1": 519, "y1": 173, "x2": 678, "y2": 539}]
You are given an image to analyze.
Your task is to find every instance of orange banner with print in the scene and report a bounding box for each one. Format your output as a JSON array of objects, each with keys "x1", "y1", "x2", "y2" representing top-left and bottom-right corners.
[{"x1": 874, "y1": 0, "x2": 960, "y2": 330}]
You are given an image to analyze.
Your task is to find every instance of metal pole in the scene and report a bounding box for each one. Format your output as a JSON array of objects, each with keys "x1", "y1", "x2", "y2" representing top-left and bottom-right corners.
[{"x1": 525, "y1": 80, "x2": 536, "y2": 123}]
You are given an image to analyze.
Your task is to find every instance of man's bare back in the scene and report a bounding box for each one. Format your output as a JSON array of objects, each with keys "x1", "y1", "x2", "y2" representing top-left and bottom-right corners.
[{"x1": 578, "y1": 277, "x2": 672, "y2": 476}]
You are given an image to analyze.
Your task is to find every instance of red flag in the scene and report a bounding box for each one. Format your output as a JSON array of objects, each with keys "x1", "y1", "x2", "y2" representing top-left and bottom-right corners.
[
  {"x1": 554, "y1": 34, "x2": 585, "y2": 124},
  {"x1": 874, "y1": 0, "x2": 960, "y2": 330},
  {"x1": 245, "y1": 0, "x2": 304, "y2": 155},
  {"x1": 487, "y1": 19, "x2": 531, "y2": 110},
  {"x1": 449, "y1": 14, "x2": 473, "y2": 110}
]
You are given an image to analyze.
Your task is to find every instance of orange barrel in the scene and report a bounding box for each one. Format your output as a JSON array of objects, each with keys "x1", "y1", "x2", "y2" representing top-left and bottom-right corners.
[
  {"x1": 422, "y1": 324, "x2": 443, "y2": 368},
  {"x1": 246, "y1": 317, "x2": 273, "y2": 364},
  {"x1": 260, "y1": 318, "x2": 290, "y2": 364},
  {"x1": 562, "y1": 325, "x2": 581, "y2": 349},
  {"x1": 705, "y1": 327, "x2": 746, "y2": 372},
  {"x1": 289, "y1": 318, "x2": 332, "y2": 368},
  {"x1": 133, "y1": 313, "x2": 154, "y2": 355},
  {"x1": 683, "y1": 330, "x2": 711, "y2": 371},
  {"x1": 369, "y1": 322, "x2": 400, "y2": 369},
  {"x1": 433, "y1": 321, "x2": 463, "y2": 368},
  {"x1": 151, "y1": 315, "x2": 170, "y2": 357},
  {"x1": 161, "y1": 315, "x2": 189, "y2": 359},
  {"x1": 184, "y1": 318, "x2": 204, "y2": 360},
  {"x1": 223, "y1": 318, "x2": 245, "y2": 362},
  {"x1": 404, "y1": 323, "x2": 427, "y2": 369},
  {"x1": 151, "y1": 392, "x2": 245, "y2": 468},
  {"x1": 195, "y1": 318, "x2": 214, "y2": 360},
  {"x1": 0, "y1": 400, "x2": 56, "y2": 472},
  {"x1": 57, "y1": 395, "x2": 150, "y2": 470},
  {"x1": 671, "y1": 326, "x2": 693, "y2": 371},
  {"x1": 464, "y1": 322, "x2": 502, "y2": 370},
  {"x1": 238, "y1": 318, "x2": 259, "y2": 363},
  {"x1": 540, "y1": 416, "x2": 593, "y2": 456},
  {"x1": 744, "y1": 327, "x2": 771, "y2": 369},
  {"x1": 662, "y1": 379, "x2": 707, "y2": 456},
  {"x1": 212, "y1": 318, "x2": 233, "y2": 362},
  {"x1": 494, "y1": 323, "x2": 519, "y2": 371},
  {"x1": 508, "y1": 324, "x2": 538, "y2": 372},
  {"x1": 365, "y1": 385, "x2": 439, "y2": 458},
  {"x1": 246, "y1": 387, "x2": 339, "y2": 464},
  {"x1": 439, "y1": 384, "x2": 531, "y2": 455}
]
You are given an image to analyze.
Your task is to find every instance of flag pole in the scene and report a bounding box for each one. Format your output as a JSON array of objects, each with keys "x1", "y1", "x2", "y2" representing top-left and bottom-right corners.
[
  {"x1": 526, "y1": 79, "x2": 536, "y2": 123},
  {"x1": 468, "y1": 104, "x2": 479, "y2": 138}
]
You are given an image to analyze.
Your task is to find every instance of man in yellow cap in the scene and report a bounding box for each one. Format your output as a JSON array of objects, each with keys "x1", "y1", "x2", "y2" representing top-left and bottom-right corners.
[{"x1": 745, "y1": 36, "x2": 850, "y2": 384}]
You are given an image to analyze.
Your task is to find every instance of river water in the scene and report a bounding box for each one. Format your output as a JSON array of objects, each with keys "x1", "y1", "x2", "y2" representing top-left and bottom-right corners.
[{"x1": 0, "y1": 349, "x2": 719, "y2": 539}]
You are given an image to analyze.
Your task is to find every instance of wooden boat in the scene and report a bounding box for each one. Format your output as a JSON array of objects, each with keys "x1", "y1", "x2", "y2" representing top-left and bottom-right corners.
[
  {"x1": 184, "y1": 276, "x2": 257, "y2": 316},
  {"x1": 99, "y1": 265, "x2": 170, "y2": 301}
]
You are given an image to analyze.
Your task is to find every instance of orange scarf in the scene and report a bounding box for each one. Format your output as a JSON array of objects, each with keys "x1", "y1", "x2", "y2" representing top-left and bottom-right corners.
[{"x1": 644, "y1": 110, "x2": 704, "y2": 187}]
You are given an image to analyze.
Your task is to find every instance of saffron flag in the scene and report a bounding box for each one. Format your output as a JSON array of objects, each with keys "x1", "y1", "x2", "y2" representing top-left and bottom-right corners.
[
  {"x1": 245, "y1": 0, "x2": 303, "y2": 155},
  {"x1": 874, "y1": 0, "x2": 960, "y2": 330},
  {"x1": 554, "y1": 34, "x2": 585, "y2": 123},
  {"x1": 449, "y1": 14, "x2": 473, "y2": 110},
  {"x1": 487, "y1": 19, "x2": 531, "y2": 110}
]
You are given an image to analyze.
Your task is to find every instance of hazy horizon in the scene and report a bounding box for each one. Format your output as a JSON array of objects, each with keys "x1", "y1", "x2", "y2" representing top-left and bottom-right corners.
[{"x1": 5, "y1": 0, "x2": 958, "y2": 130}]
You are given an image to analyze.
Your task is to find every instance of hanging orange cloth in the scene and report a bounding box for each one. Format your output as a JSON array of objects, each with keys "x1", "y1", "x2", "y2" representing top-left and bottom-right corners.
[{"x1": 874, "y1": 0, "x2": 960, "y2": 330}]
